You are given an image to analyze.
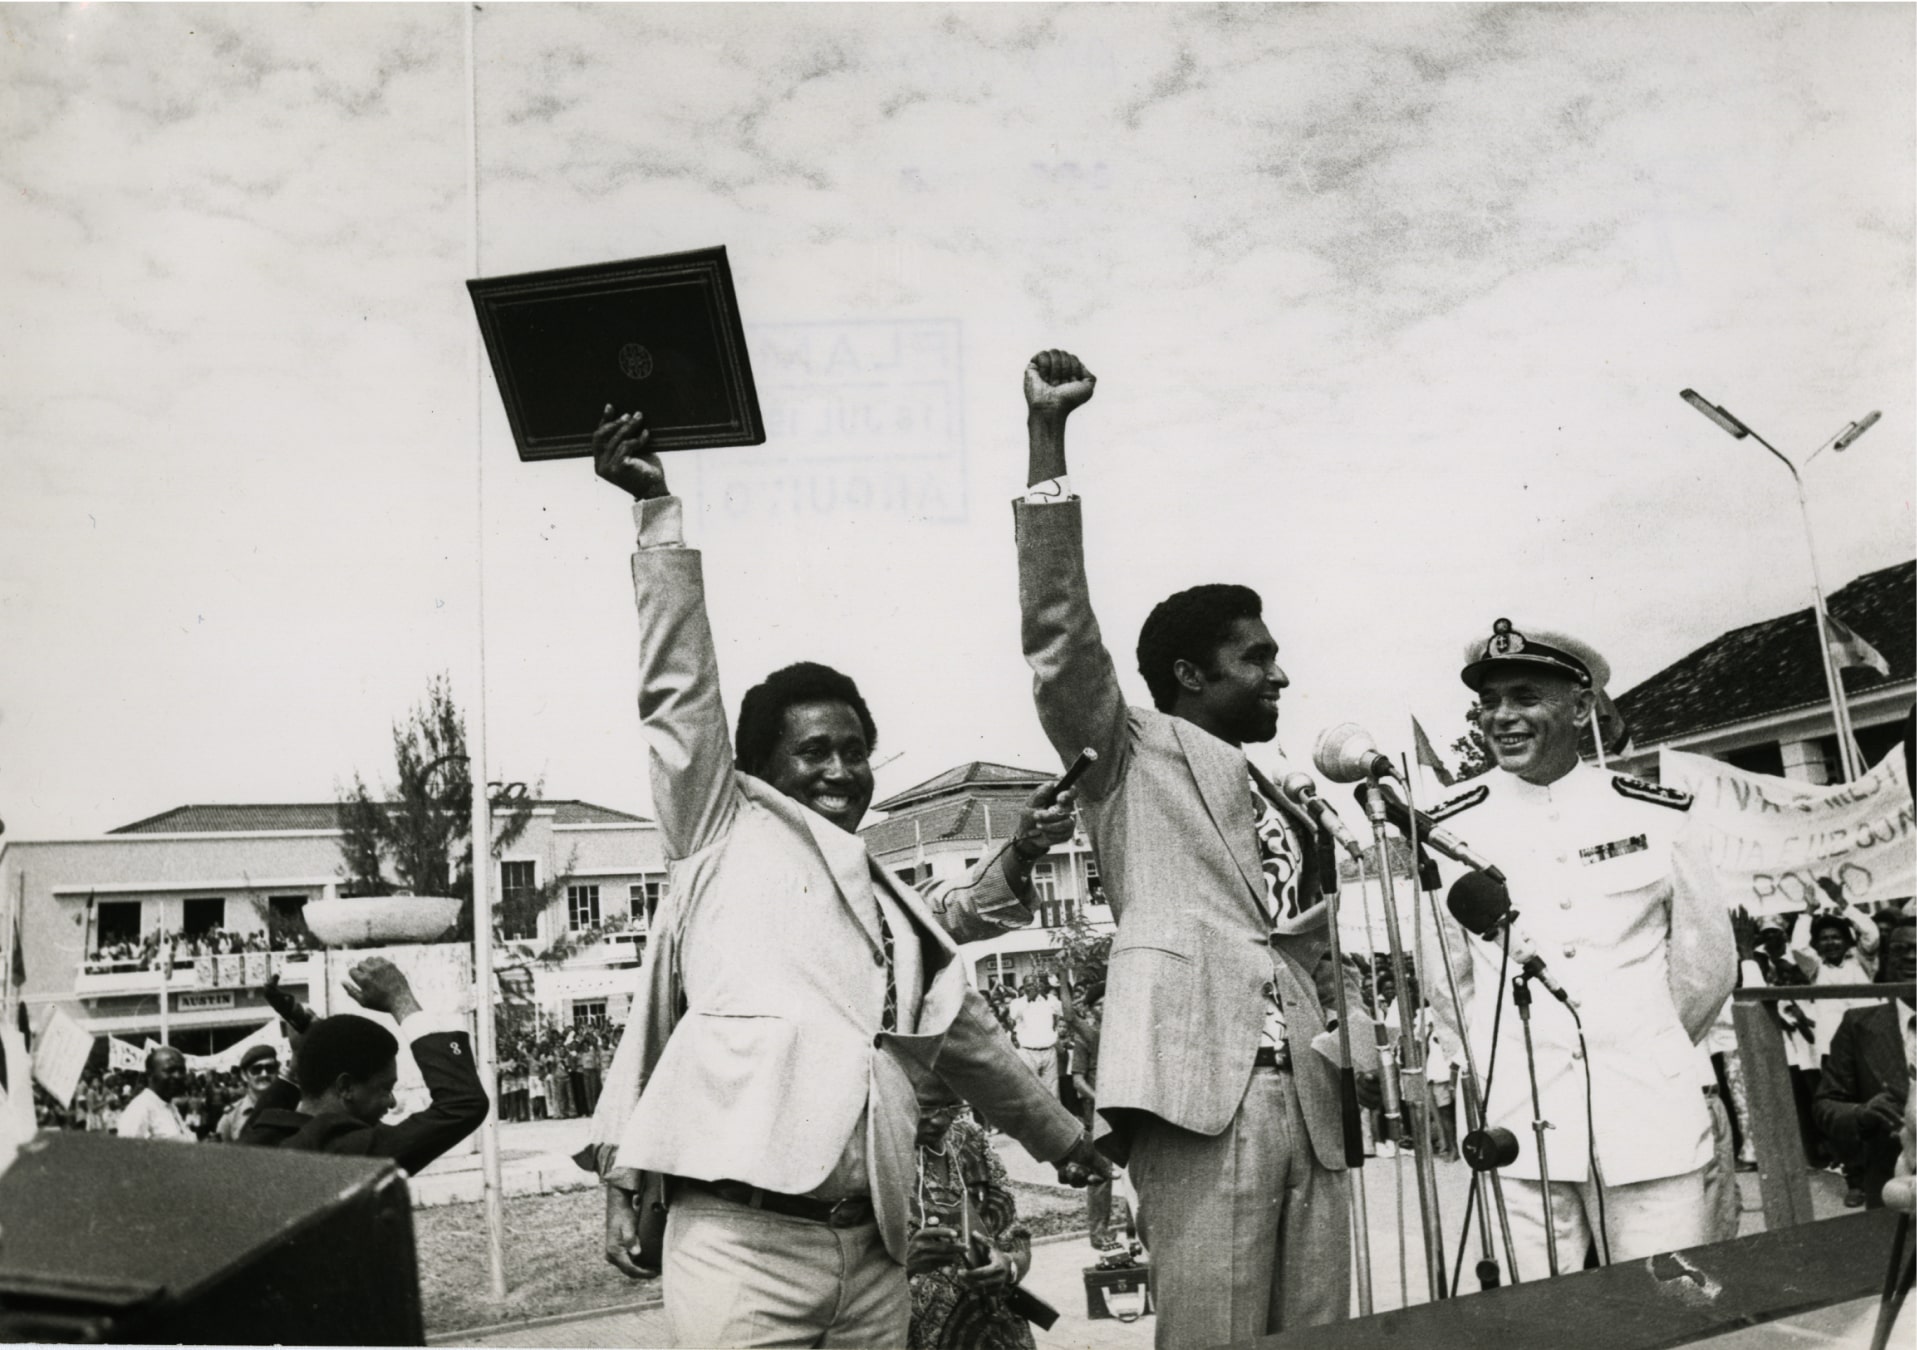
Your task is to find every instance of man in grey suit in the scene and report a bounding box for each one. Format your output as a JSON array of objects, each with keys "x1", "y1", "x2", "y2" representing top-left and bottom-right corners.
[
  {"x1": 1014, "y1": 350, "x2": 1360, "y2": 1347},
  {"x1": 580, "y1": 408, "x2": 1109, "y2": 1348}
]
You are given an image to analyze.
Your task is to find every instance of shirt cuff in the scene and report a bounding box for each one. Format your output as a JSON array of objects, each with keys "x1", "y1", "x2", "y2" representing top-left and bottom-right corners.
[
  {"x1": 1020, "y1": 476, "x2": 1074, "y2": 505},
  {"x1": 398, "y1": 1009, "x2": 465, "y2": 1041},
  {"x1": 633, "y1": 496, "x2": 685, "y2": 548}
]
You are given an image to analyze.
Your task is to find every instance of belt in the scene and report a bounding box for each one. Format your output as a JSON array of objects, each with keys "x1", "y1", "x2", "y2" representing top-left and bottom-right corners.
[
  {"x1": 680, "y1": 1177, "x2": 875, "y2": 1229},
  {"x1": 1254, "y1": 1045, "x2": 1293, "y2": 1072}
]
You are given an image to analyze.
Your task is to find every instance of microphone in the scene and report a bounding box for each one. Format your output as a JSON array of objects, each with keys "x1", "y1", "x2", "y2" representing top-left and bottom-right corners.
[
  {"x1": 1354, "y1": 780, "x2": 1506, "y2": 884},
  {"x1": 1312, "y1": 723, "x2": 1399, "y2": 785},
  {"x1": 1278, "y1": 773, "x2": 1365, "y2": 861},
  {"x1": 1445, "y1": 871, "x2": 1579, "y2": 1011}
]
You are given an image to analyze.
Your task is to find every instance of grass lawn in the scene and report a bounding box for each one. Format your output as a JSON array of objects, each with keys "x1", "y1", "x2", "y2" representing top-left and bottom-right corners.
[
  {"x1": 414, "y1": 1186, "x2": 657, "y2": 1336},
  {"x1": 415, "y1": 1180, "x2": 1092, "y2": 1336}
]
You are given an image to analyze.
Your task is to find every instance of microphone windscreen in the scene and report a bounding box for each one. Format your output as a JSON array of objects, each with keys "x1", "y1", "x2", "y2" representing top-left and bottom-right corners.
[
  {"x1": 1313, "y1": 723, "x2": 1378, "y2": 784},
  {"x1": 1447, "y1": 870, "x2": 1512, "y2": 939}
]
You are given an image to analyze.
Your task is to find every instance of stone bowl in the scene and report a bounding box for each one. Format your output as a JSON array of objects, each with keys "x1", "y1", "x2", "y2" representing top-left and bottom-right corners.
[{"x1": 302, "y1": 895, "x2": 462, "y2": 947}]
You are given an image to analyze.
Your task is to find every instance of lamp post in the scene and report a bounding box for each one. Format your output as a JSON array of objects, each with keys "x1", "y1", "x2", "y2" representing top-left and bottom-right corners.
[
  {"x1": 1678, "y1": 391, "x2": 1880, "y2": 782},
  {"x1": 419, "y1": 751, "x2": 511, "y2": 1299}
]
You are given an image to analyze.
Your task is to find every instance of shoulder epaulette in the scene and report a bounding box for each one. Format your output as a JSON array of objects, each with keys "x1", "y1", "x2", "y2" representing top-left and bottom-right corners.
[
  {"x1": 1427, "y1": 784, "x2": 1489, "y2": 821},
  {"x1": 1611, "y1": 775, "x2": 1692, "y2": 811}
]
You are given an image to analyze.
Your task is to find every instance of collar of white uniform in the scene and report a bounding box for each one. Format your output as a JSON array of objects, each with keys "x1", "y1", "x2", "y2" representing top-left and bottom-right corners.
[{"x1": 1496, "y1": 759, "x2": 1598, "y2": 802}]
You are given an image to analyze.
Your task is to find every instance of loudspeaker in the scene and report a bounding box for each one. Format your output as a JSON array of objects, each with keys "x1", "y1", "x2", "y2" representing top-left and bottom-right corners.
[{"x1": 0, "y1": 1130, "x2": 422, "y2": 1344}]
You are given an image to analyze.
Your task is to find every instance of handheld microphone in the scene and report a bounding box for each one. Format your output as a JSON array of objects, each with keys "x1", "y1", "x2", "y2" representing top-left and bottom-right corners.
[
  {"x1": 1312, "y1": 722, "x2": 1400, "y2": 785},
  {"x1": 1055, "y1": 747, "x2": 1098, "y2": 795},
  {"x1": 1278, "y1": 772, "x2": 1365, "y2": 861},
  {"x1": 1354, "y1": 780, "x2": 1506, "y2": 884},
  {"x1": 1445, "y1": 871, "x2": 1579, "y2": 1011}
]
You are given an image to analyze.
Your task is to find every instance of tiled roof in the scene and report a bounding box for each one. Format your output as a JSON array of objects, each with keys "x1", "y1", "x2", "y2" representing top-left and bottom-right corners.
[
  {"x1": 110, "y1": 799, "x2": 650, "y2": 834},
  {"x1": 872, "y1": 761, "x2": 1052, "y2": 812},
  {"x1": 1615, "y1": 559, "x2": 1916, "y2": 747},
  {"x1": 861, "y1": 791, "x2": 1041, "y2": 857}
]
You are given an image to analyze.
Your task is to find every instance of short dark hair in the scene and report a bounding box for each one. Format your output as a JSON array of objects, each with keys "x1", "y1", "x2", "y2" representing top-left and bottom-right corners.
[
  {"x1": 1809, "y1": 913, "x2": 1855, "y2": 946},
  {"x1": 1136, "y1": 584, "x2": 1264, "y2": 712},
  {"x1": 734, "y1": 662, "x2": 877, "y2": 777},
  {"x1": 295, "y1": 1014, "x2": 398, "y2": 1094}
]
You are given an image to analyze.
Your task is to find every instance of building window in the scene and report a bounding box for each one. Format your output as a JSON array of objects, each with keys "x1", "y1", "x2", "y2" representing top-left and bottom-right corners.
[
  {"x1": 571, "y1": 998, "x2": 608, "y2": 1026},
  {"x1": 894, "y1": 866, "x2": 923, "y2": 887},
  {"x1": 566, "y1": 885, "x2": 601, "y2": 933},
  {"x1": 964, "y1": 858, "x2": 979, "y2": 870},
  {"x1": 1084, "y1": 854, "x2": 1108, "y2": 907},
  {"x1": 94, "y1": 901, "x2": 141, "y2": 958},
  {"x1": 182, "y1": 897, "x2": 225, "y2": 939},
  {"x1": 628, "y1": 874, "x2": 666, "y2": 927},
  {"x1": 1032, "y1": 862, "x2": 1057, "y2": 905},
  {"x1": 500, "y1": 860, "x2": 539, "y2": 940}
]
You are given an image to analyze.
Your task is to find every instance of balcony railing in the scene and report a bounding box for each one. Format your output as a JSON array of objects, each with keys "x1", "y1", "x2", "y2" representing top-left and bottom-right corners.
[{"x1": 74, "y1": 951, "x2": 317, "y2": 998}]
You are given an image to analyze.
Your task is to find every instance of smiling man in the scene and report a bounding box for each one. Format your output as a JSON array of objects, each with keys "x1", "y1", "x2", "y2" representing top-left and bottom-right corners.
[
  {"x1": 1013, "y1": 350, "x2": 1359, "y2": 1348},
  {"x1": 579, "y1": 408, "x2": 1107, "y2": 1349},
  {"x1": 1427, "y1": 619, "x2": 1735, "y2": 1279}
]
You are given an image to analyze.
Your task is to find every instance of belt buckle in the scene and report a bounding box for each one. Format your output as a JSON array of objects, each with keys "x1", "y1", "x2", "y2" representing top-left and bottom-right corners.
[{"x1": 826, "y1": 1197, "x2": 864, "y2": 1229}]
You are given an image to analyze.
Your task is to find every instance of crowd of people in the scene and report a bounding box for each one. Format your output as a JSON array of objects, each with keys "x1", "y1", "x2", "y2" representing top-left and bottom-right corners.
[
  {"x1": 495, "y1": 1023, "x2": 613, "y2": 1122},
  {"x1": 84, "y1": 925, "x2": 315, "y2": 973}
]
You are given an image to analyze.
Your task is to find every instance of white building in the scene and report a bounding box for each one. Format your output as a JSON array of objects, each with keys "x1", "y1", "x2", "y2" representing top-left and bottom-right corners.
[
  {"x1": 2, "y1": 798, "x2": 665, "y2": 1054},
  {"x1": 1602, "y1": 559, "x2": 1913, "y2": 784},
  {"x1": 860, "y1": 761, "x2": 1116, "y2": 990}
]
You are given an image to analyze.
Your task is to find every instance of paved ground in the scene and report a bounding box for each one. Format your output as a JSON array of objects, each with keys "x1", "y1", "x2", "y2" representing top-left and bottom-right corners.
[{"x1": 435, "y1": 1119, "x2": 1866, "y2": 1349}]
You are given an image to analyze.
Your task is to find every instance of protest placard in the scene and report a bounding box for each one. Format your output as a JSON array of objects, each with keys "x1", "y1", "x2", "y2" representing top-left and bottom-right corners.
[
  {"x1": 1661, "y1": 746, "x2": 1915, "y2": 914},
  {"x1": 30, "y1": 1008, "x2": 93, "y2": 1108}
]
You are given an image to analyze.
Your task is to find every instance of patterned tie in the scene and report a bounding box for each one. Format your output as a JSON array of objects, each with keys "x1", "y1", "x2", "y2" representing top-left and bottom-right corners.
[
  {"x1": 1248, "y1": 778, "x2": 1304, "y2": 927},
  {"x1": 878, "y1": 906, "x2": 898, "y2": 1033}
]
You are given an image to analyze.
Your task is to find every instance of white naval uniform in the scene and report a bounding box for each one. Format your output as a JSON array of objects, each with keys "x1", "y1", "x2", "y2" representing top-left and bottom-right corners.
[{"x1": 1428, "y1": 762, "x2": 1736, "y2": 1271}]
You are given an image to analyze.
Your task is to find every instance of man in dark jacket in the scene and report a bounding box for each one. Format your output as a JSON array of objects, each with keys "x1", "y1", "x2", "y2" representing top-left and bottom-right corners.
[
  {"x1": 240, "y1": 955, "x2": 488, "y2": 1175},
  {"x1": 1814, "y1": 919, "x2": 1914, "y2": 1209}
]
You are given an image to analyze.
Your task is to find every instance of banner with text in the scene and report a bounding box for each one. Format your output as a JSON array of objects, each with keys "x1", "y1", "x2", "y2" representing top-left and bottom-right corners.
[{"x1": 1661, "y1": 746, "x2": 1915, "y2": 915}]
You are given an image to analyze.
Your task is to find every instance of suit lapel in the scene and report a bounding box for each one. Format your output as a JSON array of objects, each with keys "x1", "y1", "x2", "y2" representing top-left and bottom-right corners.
[
  {"x1": 1869, "y1": 1005, "x2": 1910, "y2": 1098},
  {"x1": 1168, "y1": 718, "x2": 1269, "y2": 926},
  {"x1": 739, "y1": 775, "x2": 884, "y2": 960}
]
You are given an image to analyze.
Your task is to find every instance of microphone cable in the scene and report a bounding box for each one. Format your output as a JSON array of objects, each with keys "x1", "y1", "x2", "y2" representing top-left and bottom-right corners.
[{"x1": 1570, "y1": 1007, "x2": 1611, "y2": 1266}]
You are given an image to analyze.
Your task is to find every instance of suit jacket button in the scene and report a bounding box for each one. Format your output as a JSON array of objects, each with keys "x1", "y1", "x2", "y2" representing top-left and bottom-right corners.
[
  {"x1": 873, "y1": 1033, "x2": 885, "y2": 1048},
  {"x1": 873, "y1": 950, "x2": 886, "y2": 967}
]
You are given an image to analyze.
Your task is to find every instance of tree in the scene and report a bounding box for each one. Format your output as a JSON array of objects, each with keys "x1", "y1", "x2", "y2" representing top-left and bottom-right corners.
[
  {"x1": 1449, "y1": 704, "x2": 1493, "y2": 782},
  {"x1": 336, "y1": 676, "x2": 539, "y2": 941}
]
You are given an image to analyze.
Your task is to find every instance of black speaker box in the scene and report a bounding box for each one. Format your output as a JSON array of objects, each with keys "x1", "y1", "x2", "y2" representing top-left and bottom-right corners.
[{"x1": 0, "y1": 1130, "x2": 422, "y2": 1344}]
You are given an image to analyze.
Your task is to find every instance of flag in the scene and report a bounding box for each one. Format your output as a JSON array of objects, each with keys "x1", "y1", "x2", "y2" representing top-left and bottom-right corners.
[
  {"x1": 1594, "y1": 687, "x2": 1632, "y2": 757},
  {"x1": 1411, "y1": 717, "x2": 1453, "y2": 788},
  {"x1": 1825, "y1": 614, "x2": 1891, "y2": 678}
]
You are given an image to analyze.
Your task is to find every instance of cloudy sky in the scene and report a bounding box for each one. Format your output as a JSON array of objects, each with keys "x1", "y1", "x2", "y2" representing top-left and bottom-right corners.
[{"x1": 2, "y1": 3, "x2": 1911, "y2": 840}]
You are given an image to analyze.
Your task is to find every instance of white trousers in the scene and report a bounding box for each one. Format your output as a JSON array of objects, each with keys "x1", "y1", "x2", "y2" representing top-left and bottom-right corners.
[
  {"x1": 1504, "y1": 1166, "x2": 1710, "y2": 1280},
  {"x1": 663, "y1": 1187, "x2": 907, "y2": 1348}
]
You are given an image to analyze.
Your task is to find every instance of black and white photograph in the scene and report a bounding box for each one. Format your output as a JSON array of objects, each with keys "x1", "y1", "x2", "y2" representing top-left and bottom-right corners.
[{"x1": 1, "y1": 4, "x2": 1912, "y2": 1347}]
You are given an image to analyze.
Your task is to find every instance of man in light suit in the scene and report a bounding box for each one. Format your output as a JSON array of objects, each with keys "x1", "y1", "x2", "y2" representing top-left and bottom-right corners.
[
  {"x1": 579, "y1": 408, "x2": 1108, "y2": 1348},
  {"x1": 1014, "y1": 350, "x2": 1360, "y2": 1348},
  {"x1": 1426, "y1": 621, "x2": 1736, "y2": 1277}
]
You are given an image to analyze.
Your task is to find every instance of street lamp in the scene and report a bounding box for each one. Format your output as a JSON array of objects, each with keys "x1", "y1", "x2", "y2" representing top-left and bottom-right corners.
[{"x1": 1678, "y1": 390, "x2": 1881, "y2": 782}]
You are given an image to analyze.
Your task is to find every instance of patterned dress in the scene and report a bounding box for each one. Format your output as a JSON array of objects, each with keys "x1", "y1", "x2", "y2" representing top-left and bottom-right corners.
[{"x1": 909, "y1": 1112, "x2": 1036, "y2": 1350}]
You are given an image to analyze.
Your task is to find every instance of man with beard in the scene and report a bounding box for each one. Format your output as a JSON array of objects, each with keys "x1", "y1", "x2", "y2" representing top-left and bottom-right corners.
[
  {"x1": 1427, "y1": 620, "x2": 1735, "y2": 1276},
  {"x1": 580, "y1": 408, "x2": 1108, "y2": 1348},
  {"x1": 1012, "y1": 350, "x2": 1359, "y2": 1348}
]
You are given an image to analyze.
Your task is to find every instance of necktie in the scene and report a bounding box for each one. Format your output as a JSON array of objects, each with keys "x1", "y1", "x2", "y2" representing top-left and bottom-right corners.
[{"x1": 878, "y1": 906, "x2": 898, "y2": 1033}]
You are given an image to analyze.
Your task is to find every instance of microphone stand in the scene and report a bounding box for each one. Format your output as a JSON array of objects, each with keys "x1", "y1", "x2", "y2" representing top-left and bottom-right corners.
[
  {"x1": 1512, "y1": 972, "x2": 1562, "y2": 1277},
  {"x1": 1361, "y1": 771, "x2": 1449, "y2": 1303},
  {"x1": 1309, "y1": 805, "x2": 1374, "y2": 1316},
  {"x1": 1404, "y1": 833, "x2": 1521, "y2": 1291}
]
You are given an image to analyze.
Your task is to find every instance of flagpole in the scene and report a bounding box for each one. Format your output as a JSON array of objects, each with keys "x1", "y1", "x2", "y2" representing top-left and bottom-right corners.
[{"x1": 1786, "y1": 471, "x2": 1864, "y2": 783}]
